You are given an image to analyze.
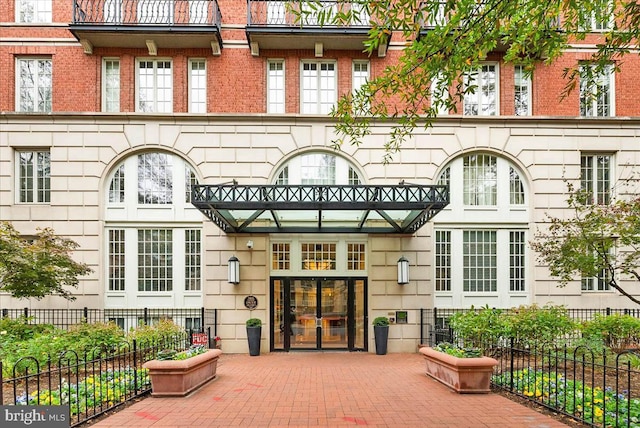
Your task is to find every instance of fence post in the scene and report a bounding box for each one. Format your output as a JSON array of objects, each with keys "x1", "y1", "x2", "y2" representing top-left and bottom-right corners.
[
  {"x1": 133, "y1": 339, "x2": 138, "y2": 392},
  {"x1": 214, "y1": 309, "x2": 218, "y2": 337},
  {"x1": 509, "y1": 337, "x2": 515, "y2": 392},
  {"x1": 83, "y1": 307, "x2": 88, "y2": 321},
  {"x1": 419, "y1": 308, "x2": 424, "y2": 345},
  {"x1": 200, "y1": 307, "x2": 205, "y2": 333},
  {"x1": 23, "y1": 307, "x2": 28, "y2": 319},
  {"x1": 0, "y1": 361, "x2": 3, "y2": 405},
  {"x1": 1, "y1": 308, "x2": 7, "y2": 318},
  {"x1": 144, "y1": 307, "x2": 149, "y2": 326},
  {"x1": 606, "y1": 307, "x2": 611, "y2": 316}
]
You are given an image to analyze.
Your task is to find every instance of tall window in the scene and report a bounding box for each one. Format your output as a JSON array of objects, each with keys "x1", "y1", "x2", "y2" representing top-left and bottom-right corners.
[
  {"x1": 509, "y1": 231, "x2": 526, "y2": 292},
  {"x1": 463, "y1": 230, "x2": 497, "y2": 292},
  {"x1": 267, "y1": 60, "x2": 285, "y2": 114},
  {"x1": 109, "y1": 164, "x2": 125, "y2": 203},
  {"x1": 435, "y1": 230, "x2": 451, "y2": 291},
  {"x1": 185, "y1": 229, "x2": 201, "y2": 291},
  {"x1": 514, "y1": 65, "x2": 531, "y2": 116},
  {"x1": 189, "y1": 59, "x2": 206, "y2": 113},
  {"x1": 138, "y1": 229, "x2": 173, "y2": 292},
  {"x1": 352, "y1": 61, "x2": 369, "y2": 114},
  {"x1": 137, "y1": 60, "x2": 172, "y2": 112},
  {"x1": 17, "y1": 150, "x2": 50, "y2": 203},
  {"x1": 17, "y1": 0, "x2": 51, "y2": 23},
  {"x1": 581, "y1": 154, "x2": 612, "y2": 205},
  {"x1": 274, "y1": 152, "x2": 361, "y2": 186},
  {"x1": 463, "y1": 154, "x2": 497, "y2": 205},
  {"x1": 17, "y1": 58, "x2": 52, "y2": 112},
  {"x1": 347, "y1": 243, "x2": 366, "y2": 270},
  {"x1": 464, "y1": 64, "x2": 498, "y2": 116},
  {"x1": 301, "y1": 61, "x2": 336, "y2": 114},
  {"x1": 103, "y1": 59, "x2": 120, "y2": 112},
  {"x1": 579, "y1": 64, "x2": 614, "y2": 117},
  {"x1": 509, "y1": 167, "x2": 525, "y2": 204},
  {"x1": 431, "y1": 73, "x2": 450, "y2": 115},
  {"x1": 108, "y1": 229, "x2": 125, "y2": 291}
]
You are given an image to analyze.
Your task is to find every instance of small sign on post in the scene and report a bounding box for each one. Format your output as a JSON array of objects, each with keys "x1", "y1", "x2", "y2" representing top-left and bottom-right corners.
[{"x1": 192, "y1": 332, "x2": 208, "y2": 346}]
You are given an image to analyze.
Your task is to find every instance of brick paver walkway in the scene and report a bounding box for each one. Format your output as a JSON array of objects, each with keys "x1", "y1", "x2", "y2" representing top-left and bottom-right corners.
[{"x1": 91, "y1": 352, "x2": 567, "y2": 427}]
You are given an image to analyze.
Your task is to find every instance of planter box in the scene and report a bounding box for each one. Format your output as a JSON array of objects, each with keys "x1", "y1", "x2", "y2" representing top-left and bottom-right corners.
[
  {"x1": 419, "y1": 346, "x2": 497, "y2": 393},
  {"x1": 143, "y1": 349, "x2": 223, "y2": 397}
]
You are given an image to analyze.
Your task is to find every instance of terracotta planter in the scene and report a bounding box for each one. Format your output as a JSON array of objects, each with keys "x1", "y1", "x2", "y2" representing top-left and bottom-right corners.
[
  {"x1": 143, "y1": 349, "x2": 223, "y2": 397},
  {"x1": 419, "y1": 346, "x2": 497, "y2": 393}
]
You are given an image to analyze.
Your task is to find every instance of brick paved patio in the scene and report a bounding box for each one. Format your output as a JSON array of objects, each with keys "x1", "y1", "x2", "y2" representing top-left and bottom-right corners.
[{"x1": 90, "y1": 352, "x2": 568, "y2": 427}]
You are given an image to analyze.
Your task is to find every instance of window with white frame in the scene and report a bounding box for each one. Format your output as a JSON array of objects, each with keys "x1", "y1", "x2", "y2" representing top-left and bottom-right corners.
[
  {"x1": 463, "y1": 64, "x2": 498, "y2": 116},
  {"x1": 138, "y1": 229, "x2": 173, "y2": 292},
  {"x1": 185, "y1": 166, "x2": 198, "y2": 203},
  {"x1": 581, "y1": 1, "x2": 613, "y2": 31},
  {"x1": 301, "y1": 153, "x2": 336, "y2": 185},
  {"x1": 109, "y1": 164, "x2": 124, "y2": 203},
  {"x1": 514, "y1": 65, "x2": 531, "y2": 116},
  {"x1": 189, "y1": 59, "x2": 206, "y2": 113},
  {"x1": 579, "y1": 64, "x2": 614, "y2": 117},
  {"x1": 16, "y1": 0, "x2": 51, "y2": 23},
  {"x1": 301, "y1": 61, "x2": 336, "y2": 114},
  {"x1": 352, "y1": 61, "x2": 369, "y2": 114},
  {"x1": 138, "y1": 152, "x2": 173, "y2": 204},
  {"x1": 581, "y1": 154, "x2": 612, "y2": 205},
  {"x1": 103, "y1": 58, "x2": 120, "y2": 112},
  {"x1": 108, "y1": 229, "x2": 125, "y2": 291},
  {"x1": 581, "y1": 249, "x2": 613, "y2": 292},
  {"x1": 267, "y1": 60, "x2": 285, "y2": 114},
  {"x1": 137, "y1": 59, "x2": 172, "y2": 113},
  {"x1": 17, "y1": 57, "x2": 52, "y2": 112},
  {"x1": 435, "y1": 154, "x2": 528, "y2": 298},
  {"x1": 17, "y1": 150, "x2": 50, "y2": 203},
  {"x1": 184, "y1": 229, "x2": 201, "y2": 291}
]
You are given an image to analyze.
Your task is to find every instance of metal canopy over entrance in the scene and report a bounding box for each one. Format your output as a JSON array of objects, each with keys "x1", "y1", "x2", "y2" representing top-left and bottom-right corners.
[{"x1": 191, "y1": 183, "x2": 449, "y2": 234}]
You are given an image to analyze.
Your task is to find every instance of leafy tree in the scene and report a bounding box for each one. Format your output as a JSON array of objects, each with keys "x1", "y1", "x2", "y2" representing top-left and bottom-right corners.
[
  {"x1": 530, "y1": 186, "x2": 640, "y2": 305},
  {"x1": 297, "y1": 0, "x2": 640, "y2": 161},
  {"x1": 0, "y1": 221, "x2": 92, "y2": 300}
]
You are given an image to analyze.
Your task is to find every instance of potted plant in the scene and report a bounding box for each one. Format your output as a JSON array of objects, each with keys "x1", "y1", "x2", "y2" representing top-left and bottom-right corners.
[
  {"x1": 246, "y1": 318, "x2": 262, "y2": 356},
  {"x1": 143, "y1": 345, "x2": 223, "y2": 397},
  {"x1": 373, "y1": 316, "x2": 390, "y2": 355},
  {"x1": 418, "y1": 342, "x2": 498, "y2": 393}
]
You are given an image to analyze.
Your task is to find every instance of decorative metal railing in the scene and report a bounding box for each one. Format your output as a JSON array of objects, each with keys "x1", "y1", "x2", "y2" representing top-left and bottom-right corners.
[
  {"x1": 72, "y1": 0, "x2": 222, "y2": 27},
  {"x1": 247, "y1": 0, "x2": 370, "y2": 27}
]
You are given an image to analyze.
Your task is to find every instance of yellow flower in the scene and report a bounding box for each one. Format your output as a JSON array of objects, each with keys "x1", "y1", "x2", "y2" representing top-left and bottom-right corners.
[{"x1": 594, "y1": 407, "x2": 603, "y2": 417}]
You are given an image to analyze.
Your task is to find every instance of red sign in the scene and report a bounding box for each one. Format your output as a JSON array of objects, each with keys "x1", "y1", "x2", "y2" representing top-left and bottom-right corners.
[{"x1": 192, "y1": 333, "x2": 208, "y2": 346}]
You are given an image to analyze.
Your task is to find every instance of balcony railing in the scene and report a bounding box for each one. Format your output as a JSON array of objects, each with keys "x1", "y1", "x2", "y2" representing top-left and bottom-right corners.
[
  {"x1": 247, "y1": 0, "x2": 370, "y2": 28},
  {"x1": 72, "y1": 0, "x2": 222, "y2": 27}
]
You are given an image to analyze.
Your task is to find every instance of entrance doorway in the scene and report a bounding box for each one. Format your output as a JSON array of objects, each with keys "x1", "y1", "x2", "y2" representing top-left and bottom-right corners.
[{"x1": 271, "y1": 278, "x2": 367, "y2": 351}]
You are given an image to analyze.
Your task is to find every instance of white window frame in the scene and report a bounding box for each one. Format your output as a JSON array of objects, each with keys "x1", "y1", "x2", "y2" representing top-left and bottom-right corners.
[
  {"x1": 586, "y1": 1, "x2": 614, "y2": 31},
  {"x1": 431, "y1": 73, "x2": 450, "y2": 115},
  {"x1": 352, "y1": 60, "x2": 370, "y2": 115},
  {"x1": 15, "y1": 149, "x2": 50, "y2": 204},
  {"x1": 463, "y1": 63, "x2": 499, "y2": 116},
  {"x1": 102, "y1": 58, "x2": 120, "y2": 112},
  {"x1": 188, "y1": 59, "x2": 207, "y2": 113},
  {"x1": 16, "y1": 0, "x2": 52, "y2": 23},
  {"x1": 300, "y1": 61, "x2": 337, "y2": 115},
  {"x1": 580, "y1": 153, "x2": 613, "y2": 205},
  {"x1": 267, "y1": 59, "x2": 285, "y2": 114},
  {"x1": 16, "y1": 57, "x2": 52, "y2": 113},
  {"x1": 579, "y1": 64, "x2": 615, "y2": 117},
  {"x1": 514, "y1": 65, "x2": 531, "y2": 116},
  {"x1": 136, "y1": 59, "x2": 173, "y2": 113}
]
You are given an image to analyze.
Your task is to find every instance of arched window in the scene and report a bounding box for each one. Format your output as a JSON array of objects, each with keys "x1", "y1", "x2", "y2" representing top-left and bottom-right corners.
[
  {"x1": 273, "y1": 152, "x2": 362, "y2": 185},
  {"x1": 104, "y1": 151, "x2": 202, "y2": 310},
  {"x1": 434, "y1": 153, "x2": 528, "y2": 307}
]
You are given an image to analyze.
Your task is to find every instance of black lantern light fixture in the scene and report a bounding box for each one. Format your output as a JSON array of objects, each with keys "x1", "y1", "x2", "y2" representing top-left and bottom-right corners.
[
  {"x1": 228, "y1": 255, "x2": 240, "y2": 284},
  {"x1": 397, "y1": 256, "x2": 409, "y2": 285}
]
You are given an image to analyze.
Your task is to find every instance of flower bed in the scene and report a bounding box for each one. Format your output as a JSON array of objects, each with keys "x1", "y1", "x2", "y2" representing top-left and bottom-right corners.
[
  {"x1": 419, "y1": 346, "x2": 498, "y2": 393},
  {"x1": 143, "y1": 349, "x2": 222, "y2": 397}
]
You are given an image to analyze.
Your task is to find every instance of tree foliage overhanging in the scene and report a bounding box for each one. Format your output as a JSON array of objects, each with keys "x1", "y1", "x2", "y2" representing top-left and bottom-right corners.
[
  {"x1": 299, "y1": 0, "x2": 640, "y2": 162},
  {"x1": 0, "y1": 221, "x2": 92, "y2": 300}
]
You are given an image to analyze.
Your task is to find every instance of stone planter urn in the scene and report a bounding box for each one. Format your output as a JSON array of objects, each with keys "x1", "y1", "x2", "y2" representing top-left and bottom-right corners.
[
  {"x1": 143, "y1": 349, "x2": 223, "y2": 397},
  {"x1": 419, "y1": 346, "x2": 497, "y2": 393}
]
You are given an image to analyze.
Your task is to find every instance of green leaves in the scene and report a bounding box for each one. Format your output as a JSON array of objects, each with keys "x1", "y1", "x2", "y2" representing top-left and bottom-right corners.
[{"x1": 0, "y1": 221, "x2": 92, "y2": 300}]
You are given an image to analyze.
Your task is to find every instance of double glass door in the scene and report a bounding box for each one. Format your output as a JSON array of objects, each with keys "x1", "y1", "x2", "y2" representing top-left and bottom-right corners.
[{"x1": 271, "y1": 278, "x2": 366, "y2": 351}]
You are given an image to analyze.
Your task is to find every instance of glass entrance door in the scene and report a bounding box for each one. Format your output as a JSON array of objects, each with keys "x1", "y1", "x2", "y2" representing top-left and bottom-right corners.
[{"x1": 271, "y1": 277, "x2": 366, "y2": 351}]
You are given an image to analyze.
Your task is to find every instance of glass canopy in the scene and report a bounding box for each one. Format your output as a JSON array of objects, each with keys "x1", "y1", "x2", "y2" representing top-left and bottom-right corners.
[{"x1": 191, "y1": 183, "x2": 449, "y2": 234}]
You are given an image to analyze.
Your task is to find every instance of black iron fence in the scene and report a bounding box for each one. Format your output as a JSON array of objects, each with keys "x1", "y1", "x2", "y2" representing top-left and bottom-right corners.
[
  {"x1": 491, "y1": 339, "x2": 640, "y2": 428},
  {"x1": 0, "y1": 334, "x2": 190, "y2": 427},
  {"x1": 420, "y1": 307, "x2": 640, "y2": 347}
]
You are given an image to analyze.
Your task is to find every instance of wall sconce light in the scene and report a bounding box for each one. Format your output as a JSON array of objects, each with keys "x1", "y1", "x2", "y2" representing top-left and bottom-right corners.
[
  {"x1": 397, "y1": 256, "x2": 409, "y2": 285},
  {"x1": 228, "y1": 256, "x2": 240, "y2": 284}
]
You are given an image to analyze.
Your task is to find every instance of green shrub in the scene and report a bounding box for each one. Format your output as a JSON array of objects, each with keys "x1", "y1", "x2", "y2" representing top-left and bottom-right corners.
[
  {"x1": 0, "y1": 316, "x2": 56, "y2": 341},
  {"x1": 449, "y1": 306, "x2": 508, "y2": 348},
  {"x1": 433, "y1": 342, "x2": 482, "y2": 358},
  {"x1": 62, "y1": 321, "x2": 127, "y2": 354},
  {"x1": 505, "y1": 304, "x2": 577, "y2": 347},
  {"x1": 246, "y1": 318, "x2": 262, "y2": 327},
  {"x1": 372, "y1": 316, "x2": 390, "y2": 326},
  {"x1": 581, "y1": 313, "x2": 640, "y2": 352},
  {"x1": 126, "y1": 318, "x2": 185, "y2": 345}
]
